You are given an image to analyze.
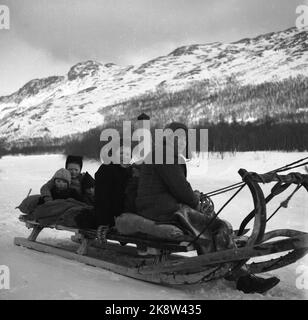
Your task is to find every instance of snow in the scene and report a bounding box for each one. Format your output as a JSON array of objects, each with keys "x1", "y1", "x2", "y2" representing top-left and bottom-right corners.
[{"x1": 0, "y1": 152, "x2": 307, "y2": 300}]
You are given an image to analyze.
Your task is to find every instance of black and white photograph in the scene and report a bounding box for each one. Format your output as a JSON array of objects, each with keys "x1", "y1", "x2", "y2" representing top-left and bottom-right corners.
[{"x1": 0, "y1": 0, "x2": 308, "y2": 304}]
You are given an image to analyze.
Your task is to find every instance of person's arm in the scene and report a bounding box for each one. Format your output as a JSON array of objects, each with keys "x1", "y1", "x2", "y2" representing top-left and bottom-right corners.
[
  {"x1": 40, "y1": 179, "x2": 54, "y2": 202},
  {"x1": 155, "y1": 164, "x2": 199, "y2": 209}
]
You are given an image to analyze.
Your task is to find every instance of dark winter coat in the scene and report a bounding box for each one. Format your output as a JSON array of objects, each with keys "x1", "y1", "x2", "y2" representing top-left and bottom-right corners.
[
  {"x1": 38, "y1": 186, "x2": 83, "y2": 204},
  {"x1": 136, "y1": 155, "x2": 199, "y2": 223},
  {"x1": 94, "y1": 164, "x2": 134, "y2": 227},
  {"x1": 40, "y1": 172, "x2": 94, "y2": 204},
  {"x1": 50, "y1": 187, "x2": 83, "y2": 201}
]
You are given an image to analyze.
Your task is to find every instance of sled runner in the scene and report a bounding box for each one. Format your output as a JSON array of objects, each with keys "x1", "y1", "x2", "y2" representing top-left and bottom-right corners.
[{"x1": 14, "y1": 166, "x2": 308, "y2": 285}]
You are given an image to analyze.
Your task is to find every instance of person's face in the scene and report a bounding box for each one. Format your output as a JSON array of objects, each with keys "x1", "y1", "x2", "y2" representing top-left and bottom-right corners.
[
  {"x1": 54, "y1": 178, "x2": 68, "y2": 190},
  {"x1": 67, "y1": 163, "x2": 81, "y2": 178}
]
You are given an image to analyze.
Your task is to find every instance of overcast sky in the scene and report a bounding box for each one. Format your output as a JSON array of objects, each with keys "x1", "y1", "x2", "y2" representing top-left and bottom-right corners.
[{"x1": 0, "y1": 0, "x2": 305, "y2": 96}]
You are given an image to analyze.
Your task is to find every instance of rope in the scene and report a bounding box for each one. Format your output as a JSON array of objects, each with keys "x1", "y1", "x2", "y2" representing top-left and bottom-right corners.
[
  {"x1": 266, "y1": 184, "x2": 303, "y2": 222},
  {"x1": 191, "y1": 156, "x2": 307, "y2": 243},
  {"x1": 205, "y1": 182, "x2": 245, "y2": 197},
  {"x1": 198, "y1": 156, "x2": 307, "y2": 201},
  {"x1": 275, "y1": 161, "x2": 308, "y2": 173},
  {"x1": 270, "y1": 156, "x2": 308, "y2": 173},
  {"x1": 237, "y1": 182, "x2": 292, "y2": 236},
  {"x1": 189, "y1": 183, "x2": 246, "y2": 245}
]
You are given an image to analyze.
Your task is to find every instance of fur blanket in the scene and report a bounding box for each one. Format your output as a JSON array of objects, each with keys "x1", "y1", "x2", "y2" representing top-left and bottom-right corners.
[
  {"x1": 16, "y1": 195, "x2": 41, "y2": 214},
  {"x1": 116, "y1": 204, "x2": 235, "y2": 254},
  {"x1": 32, "y1": 199, "x2": 93, "y2": 227}
]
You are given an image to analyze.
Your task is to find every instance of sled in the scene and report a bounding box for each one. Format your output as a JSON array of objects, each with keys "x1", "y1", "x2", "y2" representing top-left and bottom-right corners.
[{"x1": 14, "y1": 168, "x2": 308, "y2": 286}]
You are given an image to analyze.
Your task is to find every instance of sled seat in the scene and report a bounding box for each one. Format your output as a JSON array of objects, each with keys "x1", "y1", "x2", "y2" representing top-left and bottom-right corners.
[{"x1": 18, "y1": 215, "x2": 197, "y2": 253}]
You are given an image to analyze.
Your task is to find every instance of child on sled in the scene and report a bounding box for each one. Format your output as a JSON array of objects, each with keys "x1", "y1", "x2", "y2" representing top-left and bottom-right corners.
[
  {"x1": 16, "y1": 168, "x2": 83, "y2": 218},
  {"x1": 38, "y1": 168, "x2": 82, "y2": 203},
  {"x1": 40, "y1": 155, "x2": 94, "y2": 205}
]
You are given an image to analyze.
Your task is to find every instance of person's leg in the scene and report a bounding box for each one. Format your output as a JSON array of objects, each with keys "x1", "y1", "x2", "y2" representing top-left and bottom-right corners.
[
  {"x1": 176, "y1": 206, "x2": 281, "y2": 294},
  {"x1": 211, "y1": 219, "x2": 280, "y2": 293},
  {"x1": 74, "y1": 208, "x2": 97, "y2": 229},
  {"x1": 232, "y1": 272, "x2": 280, "y2": 294}
]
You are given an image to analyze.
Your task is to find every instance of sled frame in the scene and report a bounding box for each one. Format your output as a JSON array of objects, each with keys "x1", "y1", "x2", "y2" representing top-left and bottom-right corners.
[{"x1": 14, "y1": 168, "x2": 308, "y2": 285}]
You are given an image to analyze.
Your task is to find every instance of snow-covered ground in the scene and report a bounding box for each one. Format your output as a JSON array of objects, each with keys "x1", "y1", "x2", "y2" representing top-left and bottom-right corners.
[{"x1": 0, "y1": 152, "x2": 307, "y2": 300}]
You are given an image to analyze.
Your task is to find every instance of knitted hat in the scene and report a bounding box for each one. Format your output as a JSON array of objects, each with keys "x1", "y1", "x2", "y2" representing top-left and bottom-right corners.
[
  {"x1": 53, "y1": 168, "x2": 71, "y2": 185},
  {"x1": 65, "y1": 155, "x2": 83, "y2": 171},
  {"x1": 82, "y1": 172, "x2": 95, "y2": 190}
]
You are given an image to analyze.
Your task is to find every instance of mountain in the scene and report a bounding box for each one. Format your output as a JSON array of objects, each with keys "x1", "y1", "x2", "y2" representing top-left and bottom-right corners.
[{"x1": 0, "y1": 27, "x2": 307, "y2": 148}]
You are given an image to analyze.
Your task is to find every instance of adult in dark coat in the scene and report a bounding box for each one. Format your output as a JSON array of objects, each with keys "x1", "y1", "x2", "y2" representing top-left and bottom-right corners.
[
  {"x1": 136, "y1": 121, "x2": 280, "y2": 294},
  {"x1": 94, "y1": 140, "x2": 138, "y2": 227},
  {"x1": 136, "y1": 162, "x2": 199, "y2": 223},
  {"x1": 94, "y1": 163, "x2": 133, "y2": 227},
  {"x1": 74, "y1": 144, "x2": 137, "y2": 230},
  {"x1": 136, "y1": 122, "x2": 199, "y2": 223}
]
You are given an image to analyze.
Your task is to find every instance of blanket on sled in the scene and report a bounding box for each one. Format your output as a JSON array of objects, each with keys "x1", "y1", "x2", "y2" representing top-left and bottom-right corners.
[
  {"x1": 31, "y1": 198, "x2": 93, "y2": 227},
  {"x1": 115, "y1": 204, "x2": 235, "y2": 253},
  {"x1": 16, "y1": 195, "x2": 41, "y2": 215},
  {"x1": 115, "y1": 213, "x2": 187, "y2": 241}
]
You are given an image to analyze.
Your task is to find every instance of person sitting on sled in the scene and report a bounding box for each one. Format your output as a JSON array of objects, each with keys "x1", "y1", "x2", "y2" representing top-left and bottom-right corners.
[
  {"x1": 38, "y1": 168, "x2": 82, "y2": 203},
  {"x1": 135, "y1": 121, "x2": 280, "y2": 294},
  {"x1": 93, "y1": 141, "x2": 138, "y2": 241},
  {"x1": 40, "y1": 155, "x2": 94, "y2": 205}
]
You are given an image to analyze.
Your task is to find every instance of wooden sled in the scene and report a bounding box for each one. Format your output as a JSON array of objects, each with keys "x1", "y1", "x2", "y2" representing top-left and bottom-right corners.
[{"x1": 14, "y1": 169, "x2": 308, "y2": 286}]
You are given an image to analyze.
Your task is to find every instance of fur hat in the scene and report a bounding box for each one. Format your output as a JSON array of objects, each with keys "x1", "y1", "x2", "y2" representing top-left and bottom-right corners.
[
  {"x1": 53, "y1": 168, "x2": 71, "y2": 185},
  {"x1": 65, "y1": 155, "x2": 83, "y2": 171}
]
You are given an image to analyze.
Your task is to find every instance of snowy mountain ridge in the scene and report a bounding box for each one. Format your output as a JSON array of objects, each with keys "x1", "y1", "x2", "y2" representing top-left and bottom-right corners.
[{"x1": 0, "y1": 27, "x2": 307, "y2": 147}]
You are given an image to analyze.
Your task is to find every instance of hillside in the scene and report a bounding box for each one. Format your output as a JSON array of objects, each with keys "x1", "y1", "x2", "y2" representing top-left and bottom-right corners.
[{"x1": 0, "y1": 27, "x2": 307, "y2": 149}]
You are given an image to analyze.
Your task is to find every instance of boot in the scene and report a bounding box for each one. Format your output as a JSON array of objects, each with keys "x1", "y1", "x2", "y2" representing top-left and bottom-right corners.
[
  {"x1": 236, "y1": 274, "x2": 280, "y2": 294},
  {"x1": 97, "y1": 225, "x2": 110, "y2": 244}
]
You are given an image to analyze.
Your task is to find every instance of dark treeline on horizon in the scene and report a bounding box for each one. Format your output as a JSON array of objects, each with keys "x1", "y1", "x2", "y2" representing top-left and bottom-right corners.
[
  {"x1": 50, "y1": 120, "x2": 308, "y2": 159},
  {"x1": 200, "y1": 121, "x2": 308, "y2": 153},
  {"x1": 1, "y1": 120, "x2": 307, "y2": 159}
]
